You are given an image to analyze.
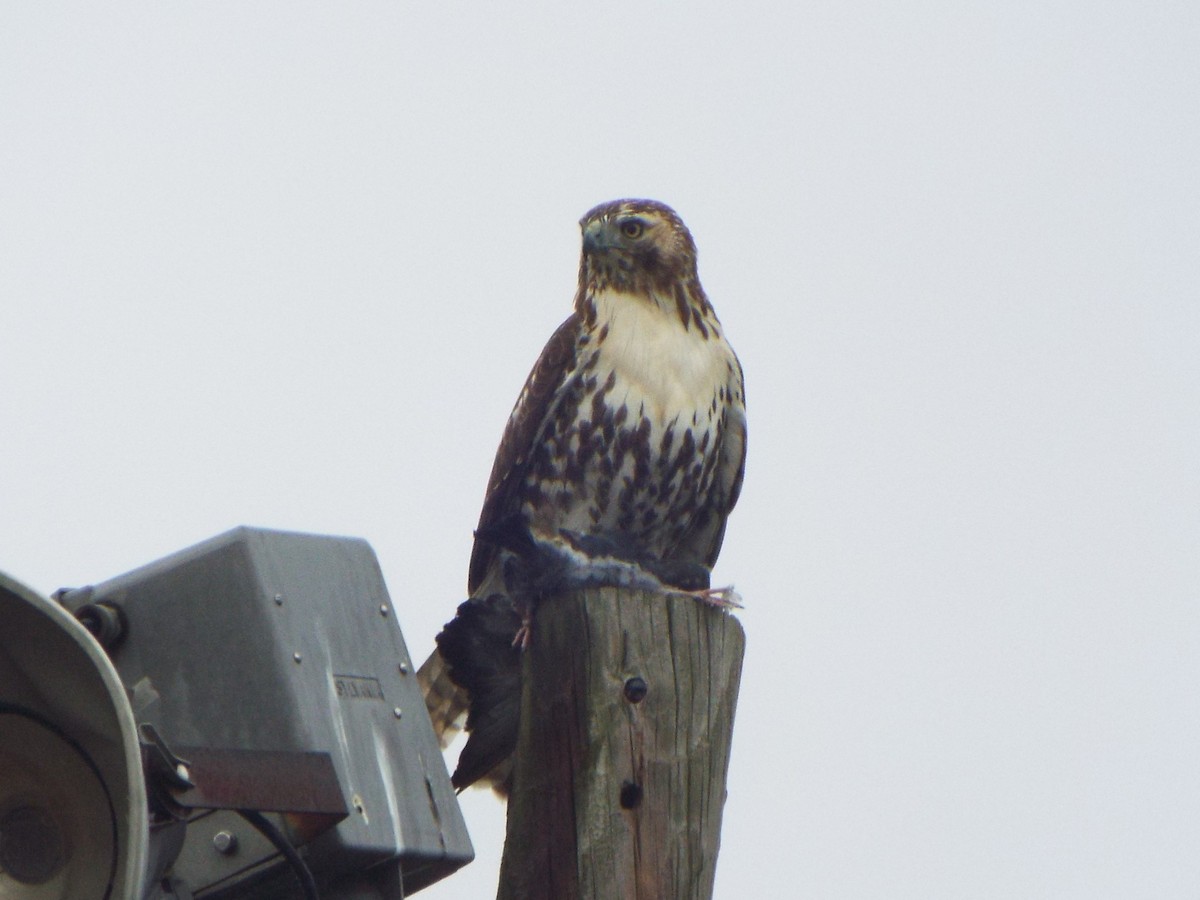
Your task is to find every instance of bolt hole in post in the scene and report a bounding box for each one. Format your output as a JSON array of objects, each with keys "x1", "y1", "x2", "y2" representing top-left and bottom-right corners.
[
  {"x1": 623, "y1": 676, "x2": 648, "y2": 703},
  {"x1": 619, "y1": 781, "x2": 643, "y2": 810}
]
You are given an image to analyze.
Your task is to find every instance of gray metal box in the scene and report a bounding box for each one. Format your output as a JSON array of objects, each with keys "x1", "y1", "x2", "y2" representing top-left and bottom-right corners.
[{"x1": 76, "y1": 526, "x2": 471, "y2": 896}]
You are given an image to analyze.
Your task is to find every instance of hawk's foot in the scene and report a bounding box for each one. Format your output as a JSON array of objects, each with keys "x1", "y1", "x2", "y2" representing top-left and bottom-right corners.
[
  {"x1": 510, "y1": 606, "x2": 533, "y2": 650},
  {"x1": 511, "y1": 622, "x2": 532, "y2": 650},
  {"x1": 685, "y1": 585, "x2": 743, "y2": 610}
]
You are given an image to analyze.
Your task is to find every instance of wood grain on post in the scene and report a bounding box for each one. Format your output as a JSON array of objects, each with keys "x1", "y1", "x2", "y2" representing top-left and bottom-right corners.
[{"x1": 497, "y1": 585, "x2": 746, "y2": 900}]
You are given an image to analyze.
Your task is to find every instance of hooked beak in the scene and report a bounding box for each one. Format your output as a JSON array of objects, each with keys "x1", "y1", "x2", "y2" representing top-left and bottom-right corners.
[{"x1": 581, "y1": 219, "x2": 615, "y2": 254}]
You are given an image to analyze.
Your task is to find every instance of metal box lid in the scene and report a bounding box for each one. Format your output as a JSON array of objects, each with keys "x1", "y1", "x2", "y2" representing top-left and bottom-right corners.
[{"x1": 79, "y1": 526, "x2": 472, "y2": 896}]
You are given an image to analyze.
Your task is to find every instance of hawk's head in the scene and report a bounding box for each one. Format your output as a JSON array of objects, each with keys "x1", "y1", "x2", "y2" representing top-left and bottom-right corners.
[{"x1": 578, "y1": 199, "x2": 699, "y2": 297}]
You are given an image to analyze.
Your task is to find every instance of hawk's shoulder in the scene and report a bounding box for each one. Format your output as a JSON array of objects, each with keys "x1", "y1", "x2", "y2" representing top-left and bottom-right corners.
[{"x1": 468, "y1": 312, "x2": 585, "y2": 594}]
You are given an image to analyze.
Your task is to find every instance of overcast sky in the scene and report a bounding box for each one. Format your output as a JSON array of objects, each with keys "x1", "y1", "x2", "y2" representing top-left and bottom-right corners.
[{"x1": 3, "y1": 3, "x2": 1198, "y2": 898}]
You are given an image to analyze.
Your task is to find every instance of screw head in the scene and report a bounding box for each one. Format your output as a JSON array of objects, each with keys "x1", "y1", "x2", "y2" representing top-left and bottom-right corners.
[
  {"x1": 398, "y1": 662, "x2": 409, "y2": 675},
  {"x1": 273, "y1": 593, "x2": 284, "y2": 606},
  {"x1": 212, "y1": 830, "x2": 238, "y2": 855},
  {"x1": 393, "y1": 707, "x2": 403, "y2": 719},
  {"x1": 292, "y1": 652, "x2": 302, "y2": 664},
  {"x1": 379, "y1": 604, "x2": 389, "y2": 617}
]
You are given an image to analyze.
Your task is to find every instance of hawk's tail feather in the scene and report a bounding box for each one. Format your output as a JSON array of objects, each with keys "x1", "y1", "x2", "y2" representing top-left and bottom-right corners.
[{"x1": 417, "y1": 648, "x2": 468, "y2": 749}]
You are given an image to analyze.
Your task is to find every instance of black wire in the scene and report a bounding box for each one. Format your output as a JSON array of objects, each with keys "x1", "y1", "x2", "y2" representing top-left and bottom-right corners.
[{"x1": 235, "y1": 808, "x2": 320, "y2": 900}]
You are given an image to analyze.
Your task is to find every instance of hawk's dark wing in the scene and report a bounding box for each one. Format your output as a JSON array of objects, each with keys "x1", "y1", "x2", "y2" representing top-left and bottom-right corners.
[
  {"x1": 676, "y1": 356, "x2": 747, "y2": 571},
  {"x1": 468, "y1": 313, "x2": 583, "y2": 595}
]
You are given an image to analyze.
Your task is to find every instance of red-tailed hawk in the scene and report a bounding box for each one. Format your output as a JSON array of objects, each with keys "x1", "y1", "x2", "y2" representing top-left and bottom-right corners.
[{"x1": 419, "y1": 199, "x2": 746, "y2": 792}]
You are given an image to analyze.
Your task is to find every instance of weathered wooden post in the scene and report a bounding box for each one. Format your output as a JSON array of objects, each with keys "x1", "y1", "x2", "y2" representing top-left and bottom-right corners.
[{"x1": 496, "y1": 585, "x2": 745, "y2": 900}]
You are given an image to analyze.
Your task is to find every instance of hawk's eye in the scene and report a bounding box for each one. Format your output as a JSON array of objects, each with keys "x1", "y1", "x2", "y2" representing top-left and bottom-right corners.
[{"x1": 620, "y1": 219, "x2": 645, "y2": 239}]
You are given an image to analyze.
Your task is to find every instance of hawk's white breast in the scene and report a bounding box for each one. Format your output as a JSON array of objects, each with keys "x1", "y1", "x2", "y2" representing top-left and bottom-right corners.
[{"x1": 589, "y1": 289, "x2": 732, "y2": 429}]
